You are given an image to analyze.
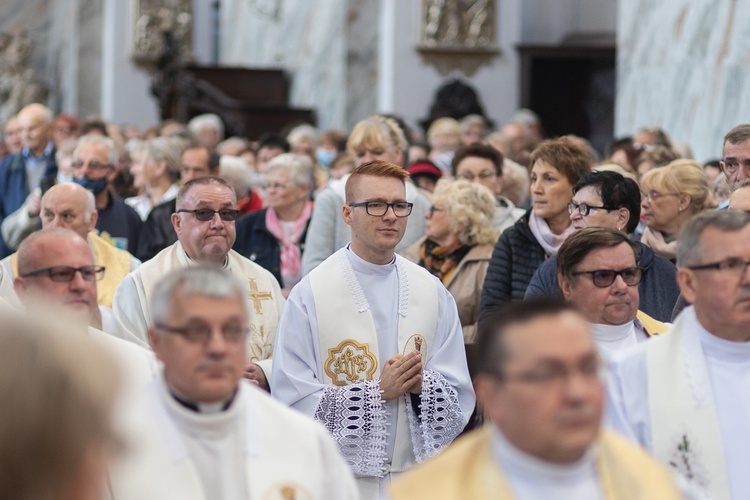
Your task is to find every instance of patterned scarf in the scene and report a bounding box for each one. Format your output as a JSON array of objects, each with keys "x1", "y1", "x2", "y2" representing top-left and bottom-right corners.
[
  {"x1": 265, "y1": 202, "x2": 313, "y2": 287},
  {"x1": 418, "y1": 239, "x2": 470, "y2": 285}
]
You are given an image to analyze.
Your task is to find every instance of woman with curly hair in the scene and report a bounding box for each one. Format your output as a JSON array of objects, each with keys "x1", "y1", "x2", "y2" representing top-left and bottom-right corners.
[{"x1": 401, "y1": 179, "x2": 499, "y2": 342}]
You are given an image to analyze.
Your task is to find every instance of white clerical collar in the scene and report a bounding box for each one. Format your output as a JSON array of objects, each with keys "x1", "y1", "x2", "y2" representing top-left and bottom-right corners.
[
  {"x1": 590, "y1": 321, "x2": 636, "y2": 343},
  {"x1": 182, "y1": 245, "x2": 229, "y2": 270},
  {"x1": 695, "y1": 319, "x2": 750, "y2": 364},
  {"x1": 490, "y1": 425, "x2": 596, "y2": 483},
  {"x1": 345, "y1": 243, "x2": 396, "y2": 276}
]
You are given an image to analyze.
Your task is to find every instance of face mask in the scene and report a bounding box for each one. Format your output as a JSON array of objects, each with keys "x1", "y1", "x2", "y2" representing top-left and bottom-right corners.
[
  {"x1": 56, "y1": 174, "x2": 74, "y2": 184},
  {"x1": 316, "y1": 148, "x2": 337, "y2": 167},
  {"x1": 73, "y1": 176, "x2": 108, "y2": 196}
]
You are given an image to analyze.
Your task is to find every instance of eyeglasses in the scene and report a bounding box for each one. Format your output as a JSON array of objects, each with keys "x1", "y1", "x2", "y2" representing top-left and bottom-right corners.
[
  {"x1": 348, "y1": 201, "x2": 413, "y2": 217},
  {"x1": 177, "y1": 209, "x2": 241, "y2": 222},
  {"x1": 457, "y1": 170, "x2": 496, "y2": 182},
  {"x1": 263, "y1": 182, "x2": 296, "y2": 190},
  {"x1": 567, "y1": 201, "x2": 613, "y2": 216},
  {"x1": 571, "y1": 267, "x2": 643, "y2": 287},
  {"x1": 428, "y1": 205, "x2": 445, "y2": 216},
  {"x1": 155, "y1": 322, "x2": 248, "y2": 343},
  {"x1": 20, "y1": 265, "x2": 105, "y2": 282},
  {"x1": 490, "y1": 355, "x2": 603, "y2": 391},
  {"x1": 641, "y1": 191, "x2": 680, "y2": 202},
  {"x1": 686, "y1": 257, "x2": 750, "y2": 275},
  {"x1": 71, "y1": 161, "x2": 114, "y2": 172}
]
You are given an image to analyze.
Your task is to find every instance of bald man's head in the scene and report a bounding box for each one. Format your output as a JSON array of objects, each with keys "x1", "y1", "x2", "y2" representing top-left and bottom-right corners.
[
  {"x1": 41, "y1": 183, "x2": 97, "y2": 240},
  {"x1": 17, "y1": 104, "x2": 53, "y2": 157},
  {"x1": 729, "y1": 184, "x2": 750, "y2": 214},
  {"x1": 14, "y1": 228, "x2": 101, "y2": 328}
]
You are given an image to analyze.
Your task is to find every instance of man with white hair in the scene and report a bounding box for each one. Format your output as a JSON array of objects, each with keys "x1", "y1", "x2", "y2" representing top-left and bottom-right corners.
[
  {"x1": 72, "y1": 135, "x2": 143, "y2": 254},
  {"x1": 2, "y1": 183, "x2": 139, "y2": 303},
  {"x1": 188, "y1": 113, "x2": 224, "y2": 151},
  {"x1": 0, "y1": 103, "x2": 57, "y2": 257},
  {"x1": 110, "y1": 266, "x2": 357, "y2": 499}
]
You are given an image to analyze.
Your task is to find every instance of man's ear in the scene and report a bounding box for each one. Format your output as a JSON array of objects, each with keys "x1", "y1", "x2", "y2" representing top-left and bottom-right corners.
[
  {"x1": 87, "y1": 211, "x2": 98, "y2": 233},
  {"x1": 677, "y1": 268, "x2": 697, "y2": 304},
  {"x1": 559, "y1": 273, "x2": 573, "y2": 301},
  {"x1": 171, "y1": 212, "x2": 182, "y2": 235},
  {"x1": 13, "y1": 276, "x2": 27, "y2": 300},
  {"x1": 342, "y1": 204, "x2": 353, "y2": 227},
  {"x1": 616, "y1": 208, "x2": 630, "y2": 232},
  {"x1": 474, "y1": 374, "x2": 502, "y2": 422}
]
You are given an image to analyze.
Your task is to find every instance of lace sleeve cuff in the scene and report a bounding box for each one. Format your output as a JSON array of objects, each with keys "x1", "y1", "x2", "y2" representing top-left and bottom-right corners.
[
  {"x1": 406, "y1": 368, "x2": 465, "y2": 463},
  {"x1": 313, "y1": 380, "x2": 388, "y2": 477}
]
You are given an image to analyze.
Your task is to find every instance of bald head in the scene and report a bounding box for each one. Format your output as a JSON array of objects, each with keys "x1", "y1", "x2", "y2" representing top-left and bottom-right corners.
[
  {"x1": 17, "y1": 103, "x2": 53, "y2": 156},
  {"x1": 14, "y1": 228, "x2": 100, "y2": 327},
  {"x1": 729, "y1": 185, "x2": 750, "y2": 213},
  {"x1": 41, "y1": 183, "x2": 97, "y2": 240}
]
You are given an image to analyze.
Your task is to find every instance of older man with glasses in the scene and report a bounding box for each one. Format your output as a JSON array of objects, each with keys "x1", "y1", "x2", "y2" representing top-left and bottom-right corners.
[
  {"x1": 556, "y1": 227, "x2": 668, "y2": 361},
  {"x1": 272, "y1": 161, "x2": 475, "y2": 499},
  {"x1": 109, "y1": 266, "x2": 357, "y2": 500},
  {"x1": 607, "y1": 210, "x2": 750, "y2": 499},
  {"x1": 113, "y1": 176, "x2": 284, "y2": 389},
  {"x1": 12, "y1": 227, "x2": 156, "y2": 393}
]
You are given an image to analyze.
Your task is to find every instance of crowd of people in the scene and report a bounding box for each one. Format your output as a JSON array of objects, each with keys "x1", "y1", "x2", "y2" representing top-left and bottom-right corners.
[{"x1": 1, "y1": 101, "x2": 749, "y2": 499}]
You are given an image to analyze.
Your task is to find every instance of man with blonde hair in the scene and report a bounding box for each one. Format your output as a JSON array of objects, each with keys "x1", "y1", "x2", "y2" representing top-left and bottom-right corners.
[{"x1": 272, "y1": 161, "x2": 475, "y2": 499}]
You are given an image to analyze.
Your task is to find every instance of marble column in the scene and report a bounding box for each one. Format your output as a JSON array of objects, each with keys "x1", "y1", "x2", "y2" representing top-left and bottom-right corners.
[{"x1": 617, "y1": 0, "x2": 750, "y2": 161}]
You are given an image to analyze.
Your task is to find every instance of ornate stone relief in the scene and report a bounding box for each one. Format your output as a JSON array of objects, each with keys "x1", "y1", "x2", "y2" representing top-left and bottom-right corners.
[
  {"x1": 132, "y1": 0, "x2": 193, "y2": 64},
  {"x1": 417, "y1": 0, "x2": 500, "y2": 76},
  {"x1": 0, "y1": 32, "x2": 48, "y2": 123}
]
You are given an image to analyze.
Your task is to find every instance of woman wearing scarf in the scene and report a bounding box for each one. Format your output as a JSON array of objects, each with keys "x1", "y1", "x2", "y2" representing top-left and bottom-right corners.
[
  {"x1": 401, "y1": 180, "x2": 499, "y2": 342},
  {"x1": 480, "y1": 137, "x2": 592, "y2": 317},
  {"x1": 234, "y1": 153, "x2": 314, "y2": 297}
]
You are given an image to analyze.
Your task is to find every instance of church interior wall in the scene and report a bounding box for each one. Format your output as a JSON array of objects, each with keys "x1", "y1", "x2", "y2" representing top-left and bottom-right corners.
[{"x1": 617, "y1": 0, "x2": 750, "y2": 162}]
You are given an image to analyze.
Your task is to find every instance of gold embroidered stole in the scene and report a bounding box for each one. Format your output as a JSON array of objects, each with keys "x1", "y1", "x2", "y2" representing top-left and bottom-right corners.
[
  {"x1": 88, "y1": 232, "x2": 132, "y2": 307},
  {"x1": 138, "y1": 242, "x2": 280, "y2": 363},
  {"x1": 390, "y1": 427, "x2": 682, "y2": 500},
  {"x1": 647, "y1": 308, "x2": 730, "y2": 499},
  {"x1": 309, "y1": 249, "x2": 439, "y2": 472},
  {"x1": 636, "y1": 310, "x2": 669, "y2": 336}
]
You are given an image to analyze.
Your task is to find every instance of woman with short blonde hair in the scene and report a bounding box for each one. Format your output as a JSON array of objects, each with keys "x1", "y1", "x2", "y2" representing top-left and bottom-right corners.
[
  {"x1": 640, "y1": 159, "x2": 717, "y2": 260},
  {"x1": 402, "y1": 179, "x2": 499, "y2": 342}
]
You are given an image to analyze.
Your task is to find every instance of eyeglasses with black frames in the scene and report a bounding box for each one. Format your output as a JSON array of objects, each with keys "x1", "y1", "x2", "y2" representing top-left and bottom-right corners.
[
  {"x1": 177, "y1": 209, "x2": 241, "y2": 222},
  {"x1": 348, "y1": 201, "x2": 413, "y2": 217},
  {"x1": 20, "y1": 265, "x2": 106, "y2": 282}
]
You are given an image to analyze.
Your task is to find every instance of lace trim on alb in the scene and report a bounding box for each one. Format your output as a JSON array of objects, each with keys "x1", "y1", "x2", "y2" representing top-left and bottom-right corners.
[
  {"x1": 406, "y1": 369, "x2": 464, "y2": 463},
  {"x1": 313, "y1": 380, "x2": 389, "y2": 477},
  {"x1": 338, "y1": 250, "x2": 369, "y2": 313}
]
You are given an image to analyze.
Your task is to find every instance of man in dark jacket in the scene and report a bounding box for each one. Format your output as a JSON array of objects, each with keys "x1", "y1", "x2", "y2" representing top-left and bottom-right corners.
[{"x1": 0, "y1": 104, "x2": 57, "y2": 257}]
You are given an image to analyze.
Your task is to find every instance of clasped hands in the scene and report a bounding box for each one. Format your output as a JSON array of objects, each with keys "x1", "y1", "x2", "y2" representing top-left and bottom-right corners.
[{"x1": 380, "y1": 351, "x2": 422, "y2": 400}]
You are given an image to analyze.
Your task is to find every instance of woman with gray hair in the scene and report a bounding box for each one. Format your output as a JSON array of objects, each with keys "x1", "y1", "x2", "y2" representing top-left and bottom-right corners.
[
  {"x1": 126, "y1": 137, "x2": 184, "y2": 220},
  {"x1": 401, "y1": 179, "x2": 500, "y2": 342},
  {"x1": 233, "y1": 153, "x2": 314, "y2": 295}
]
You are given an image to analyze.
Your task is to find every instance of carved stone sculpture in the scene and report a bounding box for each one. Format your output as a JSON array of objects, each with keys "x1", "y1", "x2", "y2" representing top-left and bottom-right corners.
[{"x1": 0, "y1": 32, "x2": 48, "y2": 124}]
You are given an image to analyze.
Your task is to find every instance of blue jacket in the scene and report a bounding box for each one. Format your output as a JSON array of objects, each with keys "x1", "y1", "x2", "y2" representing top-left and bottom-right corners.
[
  {"x1": 524, "y1": 241, "x2": 680, "y2": 323},
  {"x1": 0, "y1": 151, "x2": 57, "y2": 256}
]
